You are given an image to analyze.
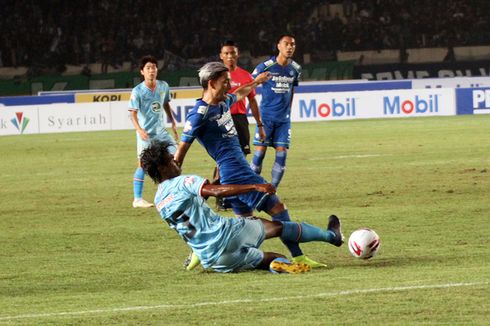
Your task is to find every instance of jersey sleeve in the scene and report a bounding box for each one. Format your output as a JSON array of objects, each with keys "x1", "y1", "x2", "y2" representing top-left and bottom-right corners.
[
  {"x1": 128, "y1": 88, "x2": 140, "y2": 110},
  {"x1": 225, "y1": 93, "x2": 237, "y2": 108},
  {"x1": 161, "y1": 81, "x2": 171, "y2": 104},
  {"x1": 180, "y1": 175, "x2": 208, "y2": 197},
  {"x1": 251, "y1": 63, "x2": 265, "y2": 78},
  {"x1": 180, "y1": 104, "x2": 208, "y2": 143}
]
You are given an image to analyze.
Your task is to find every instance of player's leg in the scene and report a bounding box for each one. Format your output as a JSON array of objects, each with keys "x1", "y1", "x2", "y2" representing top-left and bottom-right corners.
[
  {"x1": 260, "y1": 195, "x2": 328, "y2": 268},
  {"x1": 261, "y1": 216, "x2": 344, "y2": 247},
  {"x1": 270, "y1": 121, "x2": 291, "y2": 188},
  {"x1": 133, "y1": 137, "x2": 153, "y2": 208},
  {"x1": 250, "y1": 121, "x2": 272, "y2": 174}
]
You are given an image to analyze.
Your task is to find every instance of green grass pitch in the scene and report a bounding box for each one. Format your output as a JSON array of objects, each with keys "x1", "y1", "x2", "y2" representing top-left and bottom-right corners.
[{"x1": 1, "y1": 115, "x2": 489, "y2": 325}]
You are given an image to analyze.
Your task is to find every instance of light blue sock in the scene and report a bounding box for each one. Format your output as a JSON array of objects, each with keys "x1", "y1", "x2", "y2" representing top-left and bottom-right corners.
[
  {"x1": 250, "y1": 150, "x2": 265, "y2": 174},
  {"x1": 272, "y1": 210, "x2": 303, "y2": 257},
  {"x1": 271, "y1": 151, "x2": 287, "y2": 188},
  {"x1": 133, "y1": 167, "x2": 145, "y2": 199},
  {"x1": 281, "y1": 221, "x2": 336, "y2": 243}
]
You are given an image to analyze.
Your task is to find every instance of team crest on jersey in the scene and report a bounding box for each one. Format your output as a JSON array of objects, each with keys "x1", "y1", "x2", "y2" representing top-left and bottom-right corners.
[{"x1": 151, "y1": 101, "x2": 162, "y2": 112}]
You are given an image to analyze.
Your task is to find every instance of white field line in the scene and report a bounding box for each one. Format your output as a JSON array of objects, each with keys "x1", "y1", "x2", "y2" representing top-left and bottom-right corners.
[
  {"x1": 0, "y1": 281, "x2": 487, "y2": 321},
  {"x1": 309, "y1": 154, "x2": 392, "y2": 160}
]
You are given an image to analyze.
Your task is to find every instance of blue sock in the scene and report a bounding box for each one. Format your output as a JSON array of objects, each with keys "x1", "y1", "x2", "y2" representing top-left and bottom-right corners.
[
  {"x1": 250, "y1": 150, "x2": 265, "y2": 174},
  {"x1": 271, "y1": 151, "x2": 287, "y2": 188},
  {"x1": 272, "y1": 210, "x2": 303, "y2": 257},
  {"x1": 133, "y1": 167, "x2": 145, "y2": 199},
  {"x1": 281, "y1": 221, "x2": 336, "y2": 243}
]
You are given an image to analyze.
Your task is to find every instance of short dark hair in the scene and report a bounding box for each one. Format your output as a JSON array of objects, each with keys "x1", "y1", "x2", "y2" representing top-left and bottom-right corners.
[
  {"x1": 139, "y1": 55, "x2": 158, "y2": 71},
  {"x1": 221, "y1": 39, "x2": 238, "y2": 49},
  {"x1": 140, "y1": 140, "x2": 174, "y2": 183},
  {"x1": 277, "y1": 34, "x2": 295, "y2": 44}
]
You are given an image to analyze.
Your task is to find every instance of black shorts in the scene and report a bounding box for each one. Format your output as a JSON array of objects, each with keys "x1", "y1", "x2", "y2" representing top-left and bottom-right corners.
[{"x1": 232, "y1": 114, "x2": 251, "y2": 155}]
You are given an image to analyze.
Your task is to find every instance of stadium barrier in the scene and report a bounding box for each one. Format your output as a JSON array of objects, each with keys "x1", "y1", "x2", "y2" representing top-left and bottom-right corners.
[{"x1": 1, "y1": 78, "x2": 489, "y2": 136}]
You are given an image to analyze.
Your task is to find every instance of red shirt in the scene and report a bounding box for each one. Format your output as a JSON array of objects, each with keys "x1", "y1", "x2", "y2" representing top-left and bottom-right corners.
[{"x1": 229, "y1": 67, "x2": 256, "y2": 115}]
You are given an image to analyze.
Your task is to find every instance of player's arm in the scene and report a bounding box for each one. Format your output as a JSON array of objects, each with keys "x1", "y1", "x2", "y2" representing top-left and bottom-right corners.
[
  {"x1": 129, "y1": 109, "x2": 149, "y2": 140},
  {"x1": 201, "y1": 183, "x2": 275, "y2": 198},
  {"x1": 174, "y1": 141, "x2": 191, "y2": 167},
  {"x1": 248, "y1": 96, "x2": 265, "y2": 141},
  {"x1": 163, "y1": 102, "x2": 178, "y2": 140},
  {"x1": 233, "y1": 72, "x2": 270, "y2": 102}
]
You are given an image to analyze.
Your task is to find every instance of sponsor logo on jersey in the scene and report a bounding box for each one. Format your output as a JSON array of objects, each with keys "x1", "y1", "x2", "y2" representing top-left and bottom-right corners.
[{"x1": 156, "y1": 194, "x2": 174, "y2": 212}]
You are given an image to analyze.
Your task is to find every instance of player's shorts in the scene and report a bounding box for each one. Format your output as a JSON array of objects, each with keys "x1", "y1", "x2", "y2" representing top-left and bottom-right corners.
[
  {"x1": 232, "y1": 114, "x2": 251, "y2": 155},
  {"x1": 136, "y1": 131, "x2": 177, "y2": 158},
  {"x1": 253, "y1": 119, "x2": 291, "y2": 148},
  {"x1": 211, "y1": 217, "x2": 265, "y2": 273}
]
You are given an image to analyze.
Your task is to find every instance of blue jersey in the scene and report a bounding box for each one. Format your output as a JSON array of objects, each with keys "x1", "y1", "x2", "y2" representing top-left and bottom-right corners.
[
  {"x1": 181, "y1": 94, "x2": 259, "y2": 184},
  {"x1": 154, "y1": 174, "x2": 243, "y2": 268},
  {"x1": 128, "y1": 80, "x2": 171, "y2": 137},
  {"x1": 252, "y1": 56, "x2": 301, "y2": 122}
]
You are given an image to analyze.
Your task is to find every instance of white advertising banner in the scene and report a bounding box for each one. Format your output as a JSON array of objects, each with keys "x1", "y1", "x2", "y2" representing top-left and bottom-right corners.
[
  {"x1": 291, "y1": 88, "x2": 456, "y2": 122},
  {"x1": 0, "y1": 105, "x2": 39, "y2": 135}
]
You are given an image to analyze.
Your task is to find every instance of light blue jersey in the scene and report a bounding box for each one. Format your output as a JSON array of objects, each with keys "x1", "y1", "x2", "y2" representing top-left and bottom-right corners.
[
  {"x1": 129, "y1": 80, "x2": 171, "y2": 138},
  {"x1": 252, "y1": 56, "x2": 301, "y2": 122},
  {"x1": 154, "y1": 174, "x2": 244, "y2": 269}
]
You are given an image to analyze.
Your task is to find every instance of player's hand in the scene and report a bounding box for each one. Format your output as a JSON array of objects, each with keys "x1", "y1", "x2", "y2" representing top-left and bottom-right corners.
[
  {"x1": 254, "y1": 72, "x2": 271, "y2": 84},
  {"x1": 255, "y1": 184, "x2": 276, "y2": 194},
  {"x1": 258, "y1": 125, "x2": 266, "y2": 142},
  {"x1": 137, "y1": 128, "x2": 149, "y2": 140}
]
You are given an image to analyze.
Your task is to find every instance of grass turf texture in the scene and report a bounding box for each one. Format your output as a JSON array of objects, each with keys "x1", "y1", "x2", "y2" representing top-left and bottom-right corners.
[{"x1": 1, "y1": 115, "x2": 489, "y2": 325}]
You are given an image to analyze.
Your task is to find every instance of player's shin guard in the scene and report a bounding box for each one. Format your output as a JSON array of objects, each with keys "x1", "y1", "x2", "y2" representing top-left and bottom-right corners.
[
  {"x1": 271, "y1": 151, "x2": 287, "y2": 188},
  {"x1": 272, "y1": 210, "x2": 303, "y2": 257},
  {"x1": 281, "y1": 221, "x2": 336, "y2": 243},
  {"x1": 250, "y1": 150, "x2": 265, "y2": 174},
  {"x1": 133, "y1": 167, "x2": 145, "y2": 199}
]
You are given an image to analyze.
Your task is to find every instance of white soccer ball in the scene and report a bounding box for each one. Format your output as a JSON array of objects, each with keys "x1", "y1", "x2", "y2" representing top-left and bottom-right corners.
[{"x1": 348, "y1": 228, "x2": 381, "y2": 259}]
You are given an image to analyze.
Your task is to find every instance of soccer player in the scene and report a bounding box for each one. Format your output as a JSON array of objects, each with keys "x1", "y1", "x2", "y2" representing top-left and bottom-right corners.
[
  {"x1": 174, "y1": 62, "x2": 334, "y2": 268},
  {"x1": 140, "y1": 140, "x2": 344, "y2": 273},
  {"x1": 219, "y1": 40, "x2": 264, "y2": 157},
  {"x1": 250, "y1": 34, "x2": 301, "y2": 188},
  {"x1": 129, "y1": 55, "x2": 179, "y2": 208},
  {"x1": 214, "y1": 40, "x2": 264, "y2": 209}
]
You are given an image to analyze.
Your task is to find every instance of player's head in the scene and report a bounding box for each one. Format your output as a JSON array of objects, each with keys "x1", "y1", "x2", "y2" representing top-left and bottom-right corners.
[
  {"x1": 139, "y1": 55, "x2": 158, "y2": 81},
  {"x1": 198, "y1": 62, "x2": 231, "y2": 100},
  {"x1": 140, "y1": 140, "x2": 181, "y2": 183},
  {"x1": 277, "y1": 34, "x2": 296, "y2": 59},
  {"x1": 220, "y1": 40, "x2": 239, "y2": 69}
]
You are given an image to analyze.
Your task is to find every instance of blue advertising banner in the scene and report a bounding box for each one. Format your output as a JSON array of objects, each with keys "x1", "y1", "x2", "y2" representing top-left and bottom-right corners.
[{"x1": 456, "y1": 88, "x2": 490, "y2": 115}]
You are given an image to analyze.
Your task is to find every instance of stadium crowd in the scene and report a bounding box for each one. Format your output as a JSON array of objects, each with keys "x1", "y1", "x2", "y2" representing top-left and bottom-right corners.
[{"x1": 1, "y1": 0, "x2": 489, "y2": 70}]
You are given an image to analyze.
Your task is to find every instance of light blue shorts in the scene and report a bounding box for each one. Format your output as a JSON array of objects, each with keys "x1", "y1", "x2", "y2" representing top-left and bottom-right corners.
[
  {"x1": 211, "y1": 217, "x2": 265, "y2": 273},
  {"x1": 136, "y1": 131, "x2": 177, "y2": 158}
]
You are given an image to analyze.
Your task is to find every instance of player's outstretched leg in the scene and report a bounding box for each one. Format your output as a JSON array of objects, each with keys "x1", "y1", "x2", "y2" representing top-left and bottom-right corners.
[
  {"x1": 280, "y1": 215, "x2": 344, "y2": 246},
  {"x1": 271, "y1": 209, "x2": 327, "y2": 268}
]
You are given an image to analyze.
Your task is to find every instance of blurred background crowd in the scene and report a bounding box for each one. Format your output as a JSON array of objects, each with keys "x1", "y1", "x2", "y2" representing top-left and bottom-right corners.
[{"x1": 1, "y1": 0, "x2": 489, "y2": 72}]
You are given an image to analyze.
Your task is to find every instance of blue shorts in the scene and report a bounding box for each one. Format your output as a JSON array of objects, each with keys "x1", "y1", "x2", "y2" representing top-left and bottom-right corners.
[
  {"x1": 253, "y1": 120, "x2": 291, "y2": 148},
  {"x1": 211, "y1": 217, "x2": 265, "y2": 273},
  {"x1": 137, "y1": 131, "x2": 177, "y2": 158}
]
